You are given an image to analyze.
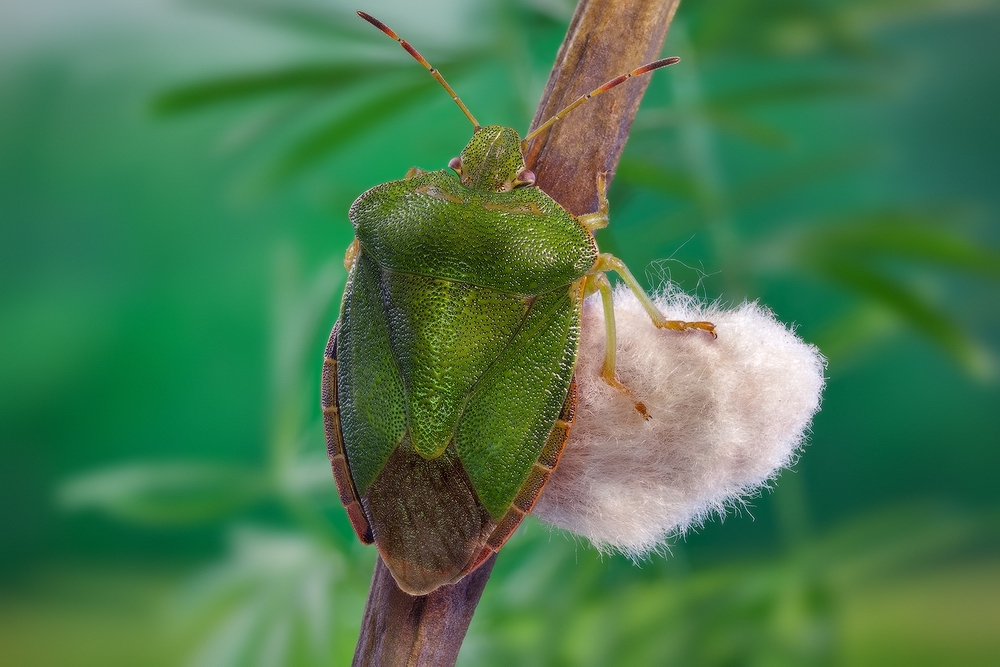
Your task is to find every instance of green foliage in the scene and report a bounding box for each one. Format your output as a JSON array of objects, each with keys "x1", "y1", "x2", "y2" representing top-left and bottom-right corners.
[
  {"x1": 58, "y1": 463, "x2": 267, "y2": 524},
  {"x1": 174, "y1": 526, "x2": 368, "y2": 667}
]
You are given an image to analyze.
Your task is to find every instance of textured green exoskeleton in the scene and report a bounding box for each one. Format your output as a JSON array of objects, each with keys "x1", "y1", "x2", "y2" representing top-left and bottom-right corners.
[{"x1": 321, "y1": 12, "x2": 715, "y2": 595}]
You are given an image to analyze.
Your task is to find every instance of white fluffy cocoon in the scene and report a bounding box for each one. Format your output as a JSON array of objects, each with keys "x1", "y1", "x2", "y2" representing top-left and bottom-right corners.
[{"x1": 532, "y1": 285, "x2": 826, "y2": 557}]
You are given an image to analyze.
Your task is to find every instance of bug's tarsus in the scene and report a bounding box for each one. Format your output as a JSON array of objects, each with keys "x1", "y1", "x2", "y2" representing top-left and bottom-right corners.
[
  {"x1": 521, "y1": 56, "x2": 681, "y2": 151},
  {"x1": 357, "y1": 11, "x2": 480, "y2": 129}
]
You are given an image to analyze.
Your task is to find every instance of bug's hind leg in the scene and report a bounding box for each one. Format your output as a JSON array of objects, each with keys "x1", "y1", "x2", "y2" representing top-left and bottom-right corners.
[{"x1": 585, "y1": 271, "x2": 652, "y2": 420}]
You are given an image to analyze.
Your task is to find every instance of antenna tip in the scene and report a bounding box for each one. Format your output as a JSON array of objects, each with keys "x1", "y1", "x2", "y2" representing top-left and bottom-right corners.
[
  {"x1": 357, "y1": 11, "x2": 398, "y2": 40},
  {"x1": 633, "y1": 57, "x2": 681, "y2": 76},
  {"x1": 357, "y1": 11, "x2": 383, "y2": 30}
]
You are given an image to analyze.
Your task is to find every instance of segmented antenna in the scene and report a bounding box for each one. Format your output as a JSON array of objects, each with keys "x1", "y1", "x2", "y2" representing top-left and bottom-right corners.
[
  {"x1": 521, "y1": 57, "x2": 680, "y2": 150},
  {"x1": 357, "y1": 11, "x2": 480, "y2": 129}
]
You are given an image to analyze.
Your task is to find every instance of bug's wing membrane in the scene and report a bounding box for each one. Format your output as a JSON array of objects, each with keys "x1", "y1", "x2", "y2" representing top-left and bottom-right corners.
[
  {"x1": 362, "y1": 439, "x2": 495, "y2": 595},
  {"x1": 455, "y1": 286, "x2": 582, "y2": 518},
  {"x1": 335, "y1": 253, "x2": 408, "y2": 495}
]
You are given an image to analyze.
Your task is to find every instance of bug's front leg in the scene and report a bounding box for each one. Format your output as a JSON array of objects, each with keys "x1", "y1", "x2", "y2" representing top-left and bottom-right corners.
[
  {"x1": 404, "y1": 166, "x2": 429, "y2": 179},
  {"x1": 577, "y1": 171, "x2": 716, "y2": 338},
  {"x1": 577, "y1": 171, "x2": 609, "y2": 232},
  {"x1": 595, "y1": 254, "x2": 716, "y2": 337},
  {"x1": 343, "y1": 237, "x2": 360, "y2": 271}
]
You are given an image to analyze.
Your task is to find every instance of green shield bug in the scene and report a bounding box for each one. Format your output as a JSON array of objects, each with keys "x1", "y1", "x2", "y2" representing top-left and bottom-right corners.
[{"x1": 322, "y1": 11, "x2": 716, "y2": 595}]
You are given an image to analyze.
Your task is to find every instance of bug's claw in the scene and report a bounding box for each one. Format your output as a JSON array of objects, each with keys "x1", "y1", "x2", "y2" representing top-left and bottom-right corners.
[
  {"x1": 599, "y1": 369, "x2": 652, "y2": 420},
  {"x1": 657, "y1": 319, "x2": 717, "y2": 338}
]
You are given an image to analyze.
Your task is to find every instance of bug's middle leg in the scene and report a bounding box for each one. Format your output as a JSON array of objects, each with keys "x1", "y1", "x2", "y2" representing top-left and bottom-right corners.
[{"x1": 585, "y1": 270, "x2": 652, "y2": 420}]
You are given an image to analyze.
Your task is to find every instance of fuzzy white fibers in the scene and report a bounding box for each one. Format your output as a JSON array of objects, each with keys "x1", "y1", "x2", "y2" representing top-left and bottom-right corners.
[{"x1": 532, "y1": 285, "x2": 826, "y2": 557}]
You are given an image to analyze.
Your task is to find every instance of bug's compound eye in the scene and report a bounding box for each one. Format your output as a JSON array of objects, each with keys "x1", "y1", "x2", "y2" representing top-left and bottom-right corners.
[
  {"x1": 448, "y1": 156, "x2": 462, "y2": 174},
  {"x1": 515, "y1": 168, "x2": 536, "y2": 187}
]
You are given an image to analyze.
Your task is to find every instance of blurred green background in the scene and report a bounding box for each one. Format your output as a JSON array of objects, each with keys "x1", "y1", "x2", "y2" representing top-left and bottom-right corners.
[{"x1": 2, "y1": 0, "x2": 999, "y2": 665}]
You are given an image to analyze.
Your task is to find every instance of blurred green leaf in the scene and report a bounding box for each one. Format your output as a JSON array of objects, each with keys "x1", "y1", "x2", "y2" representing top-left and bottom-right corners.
[
  {"x1": 838, "y1": 0, "x2": 995, "y2": 29},
  {"x1": 729, "y1": 150, "x2": 877, "y2": 212},
  {"x1": 271, "y1": 252, "x2": 344, "y2": 402},
  {"x1": 702, "y1": 107, "x2": 792, "y2": 147},
  {"x1": 745, "y1": 214, "x2": 1000, "y2": 377},
  {"x1": 806, "y1": 301, "x2": 900, "y2": 368},
  {"x1": 59, "y1": 463, "x2": 267, "y2": 524},
  {"x1": 638, "y1": 105, "x2": 793, "y2": 147},
  {"x1": 816, "y1": 260, "x2": 995, "y2": 378},
  {"x1": 193, "y1": 0, "x2": 375, "y2": 41},
  {"x1": 691, "y1": 0, "x2": 870, "y2": 58},
  {"x1": 804, "y1": 502, "x2": 983, "y2": 583},
  {"x1": 152, "y1": 63, "x2": 406, "y2": 115},
  {"x1": 268, "y1": 76, "x2": 443, "y2": 181},
  {"x1": 689, "y1": 0, "x2": 981, "y2": 59},
  {"x1": 466, "y1": 504, "x2": 989, "y2": 666},
  {"x1": 616, "y1": 157, "x2": 704, "y2": 201},
  {"x1": 174, "y1": 526, "x2": 362, "y2": 667},
  {"x1": 710, "y1": 77, "x2": 886, "y2": 109},
  {"x1": 804, "y1": 214, "x2": 1000, "y2": 278}
]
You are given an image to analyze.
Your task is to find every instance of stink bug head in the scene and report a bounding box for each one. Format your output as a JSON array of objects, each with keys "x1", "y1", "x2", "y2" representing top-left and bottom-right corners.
[{"x1": 450, "y1": 125, "x2": 535, "y2": 192}]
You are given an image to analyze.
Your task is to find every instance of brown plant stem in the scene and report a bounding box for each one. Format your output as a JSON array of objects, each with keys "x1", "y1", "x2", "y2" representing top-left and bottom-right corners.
[
  {"x1": 352, "y1": 554, "x2": 497, "y2": 667},
  {"x1": 528, "y1": 0, "x2": 682, "y2": 214},
  {"x1": 351, "y1": 1, "x2": 680, "y2": 665}
]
